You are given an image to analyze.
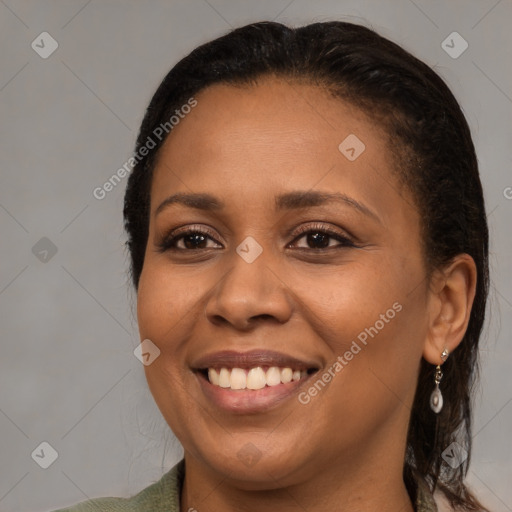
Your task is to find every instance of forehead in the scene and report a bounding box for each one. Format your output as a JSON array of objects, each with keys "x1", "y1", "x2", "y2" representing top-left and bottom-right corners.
[
  {"x1": 150, "y1": 78, "x2": 411, "y2": 226},
  {"x1": 160, "y1": 77, "x2": 388, "y2": 161}
]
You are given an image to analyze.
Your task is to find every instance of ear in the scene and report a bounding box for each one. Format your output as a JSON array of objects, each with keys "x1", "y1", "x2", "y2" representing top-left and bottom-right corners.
[{"x1": 423, "y1": 254, "x2": 477, "y2": 365}]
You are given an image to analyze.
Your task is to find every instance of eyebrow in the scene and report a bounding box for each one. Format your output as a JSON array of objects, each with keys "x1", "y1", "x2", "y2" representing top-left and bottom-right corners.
[{"x1": 154, "y1": 190, "x2": 380, "y2": 222}]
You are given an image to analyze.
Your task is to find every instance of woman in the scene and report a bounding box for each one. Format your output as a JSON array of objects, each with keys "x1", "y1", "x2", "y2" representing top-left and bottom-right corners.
[{"x1": 55, "y1": 20, "x2": 490, "y2": 512}]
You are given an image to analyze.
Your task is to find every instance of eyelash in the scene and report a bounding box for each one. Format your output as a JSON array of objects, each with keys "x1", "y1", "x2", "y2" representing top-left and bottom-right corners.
[{"x1": 156, "y1": 222, "x2": 356, "y2": 253}]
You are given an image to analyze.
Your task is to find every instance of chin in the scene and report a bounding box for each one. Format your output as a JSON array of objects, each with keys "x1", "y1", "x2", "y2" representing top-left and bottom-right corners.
[{"x1": 193, "y1": 438, "x2": 312, "y2": 489}]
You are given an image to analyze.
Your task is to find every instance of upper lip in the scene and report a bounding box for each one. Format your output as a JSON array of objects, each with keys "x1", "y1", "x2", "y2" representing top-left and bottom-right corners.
[{"x1": 191, "y1": 349, "x2": 321, "y2": 371}]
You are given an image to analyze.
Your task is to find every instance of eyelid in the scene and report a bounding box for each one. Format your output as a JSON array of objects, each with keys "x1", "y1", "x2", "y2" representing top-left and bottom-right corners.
[
  {"x1": 290, "y1": 221, "x2": 353, "y2": 239},
  {"x1": 168, "y1": 224, "x2": 219, "y2": 239},
  {"x1": 287, "y1": 221, "x2": 356, "y2": 248}
]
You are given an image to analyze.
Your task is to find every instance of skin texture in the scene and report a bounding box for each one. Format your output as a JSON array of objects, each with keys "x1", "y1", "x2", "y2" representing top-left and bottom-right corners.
[{"x1": 136, "y1": 77, "x2": 477, "y2": 512}]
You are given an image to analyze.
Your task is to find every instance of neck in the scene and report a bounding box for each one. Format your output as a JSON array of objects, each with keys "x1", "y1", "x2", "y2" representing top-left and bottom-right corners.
[{"x1": 180, "y1": 448, "x2": 415, "y2": 512}]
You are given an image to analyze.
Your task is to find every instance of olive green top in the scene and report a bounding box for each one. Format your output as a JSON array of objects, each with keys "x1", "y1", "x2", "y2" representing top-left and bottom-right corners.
[{"x1": 53, "y1": 459, "x2": 438, "y2": 511}]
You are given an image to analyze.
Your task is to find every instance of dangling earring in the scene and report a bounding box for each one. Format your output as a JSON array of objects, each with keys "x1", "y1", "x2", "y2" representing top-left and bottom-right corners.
[{"x1": 430, "y1": 348, "x2": 449, "y2": 414}]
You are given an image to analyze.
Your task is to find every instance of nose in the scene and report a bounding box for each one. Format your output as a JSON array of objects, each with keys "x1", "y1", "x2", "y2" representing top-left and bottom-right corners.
[{"x1": 204, "y1": 249, "x2": 293, "y2": 331}]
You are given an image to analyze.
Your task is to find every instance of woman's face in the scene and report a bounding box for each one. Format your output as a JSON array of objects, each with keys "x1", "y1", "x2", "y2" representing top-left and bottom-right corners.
[{"x1": 137, "y1": 78, "x2": 430, "y2": 487}]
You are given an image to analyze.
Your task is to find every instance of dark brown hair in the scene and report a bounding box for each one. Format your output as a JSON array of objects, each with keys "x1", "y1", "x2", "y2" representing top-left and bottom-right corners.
[{"x1": 124, "y1": 21, "x2": 489, "y2": 511}]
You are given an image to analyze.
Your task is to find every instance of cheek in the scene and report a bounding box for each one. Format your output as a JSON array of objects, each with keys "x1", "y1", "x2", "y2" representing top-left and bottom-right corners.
[
  {"x1": 136, "y1": 271, "x2": 169, "y2": 340},
  {"x1": 136, "y1": 261, "x2": 204, "y2": 339},
  {"x1": 322, "y1": 241, "x2": 426, "y2": 413},
  {"x1": 298, "y1": 255, "x2": 426, "y2": 395},
  {"x1": 136, "y1": 263, "x2": 202, "y2": 436},
  {"x1": 288, "y1": 256, "x2": 412, "y2": 348}
]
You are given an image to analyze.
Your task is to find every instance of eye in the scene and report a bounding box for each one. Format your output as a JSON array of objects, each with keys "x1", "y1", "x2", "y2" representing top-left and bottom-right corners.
[
  {"x1": 288, "y1": 222, "x2": 355, "y2": 250},
  {"x1": 157, "y1": 225, "x2": 222, "y2": 252},
  {"x1": 157, "y1": 222, "x2": 356, "y2": 253}
]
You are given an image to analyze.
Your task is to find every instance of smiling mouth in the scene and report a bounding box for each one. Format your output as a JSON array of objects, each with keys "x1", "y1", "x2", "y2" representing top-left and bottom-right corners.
[
  {"x1": 197, "y1": 366, "x2": 319, "y2": 391},
  {"x1": 191, "y1": 349, "x2": 321, "y2": 412}
]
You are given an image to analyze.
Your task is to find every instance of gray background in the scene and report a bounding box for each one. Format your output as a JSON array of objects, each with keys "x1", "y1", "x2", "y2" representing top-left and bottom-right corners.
[{"x1": 0, "y1": 1, "x2": 510, "y2": 511}]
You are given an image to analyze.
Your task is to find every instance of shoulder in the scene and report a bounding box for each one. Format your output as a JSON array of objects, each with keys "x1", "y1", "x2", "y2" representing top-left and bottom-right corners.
[
  {"x1": 414, "y1": 470, "x2": 439, "y2": 512},
  {"x1": 52, "y1": 460, "x2": 184, "y2": 512}
]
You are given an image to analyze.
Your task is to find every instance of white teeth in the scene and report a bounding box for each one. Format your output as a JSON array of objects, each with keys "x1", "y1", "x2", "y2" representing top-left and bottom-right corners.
[
  {"x1": 218, "y1": 368, "x2": 231, "y2": 388},
  {"x1": 247, "y1": 367, "x2": 266, "y2": 389},
  {"x1": 230, "y1": 368, "x2": 247, "y2": 390},
  {"x1": 208, "y1": 368, "x2": 219, "y2": 386},
  {"x1": 206, "y1": 366, "x2": 311, "y2": 389},
  {"x1": 280, "y1": 367, "x2": 293, "y2": 384},
  {"x1": 266, "y1": 366, "x2": 281, "y2": 386}
]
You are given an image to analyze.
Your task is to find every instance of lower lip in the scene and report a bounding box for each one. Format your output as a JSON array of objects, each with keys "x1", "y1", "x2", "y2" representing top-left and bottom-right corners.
[{"x1": 195, "y1": 372, "x2": 314, "y2": 414}]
